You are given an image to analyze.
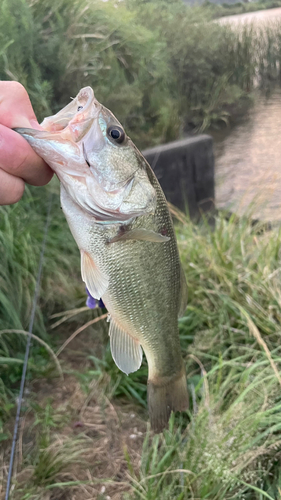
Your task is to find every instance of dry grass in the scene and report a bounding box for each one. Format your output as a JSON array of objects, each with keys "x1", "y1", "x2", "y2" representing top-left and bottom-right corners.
[
  {"x1": 1, "y1": 325, "x2": 146, "y2": 500},
  {"x1": 1, "y1": 377, "x2": 147, "y2": 500}
]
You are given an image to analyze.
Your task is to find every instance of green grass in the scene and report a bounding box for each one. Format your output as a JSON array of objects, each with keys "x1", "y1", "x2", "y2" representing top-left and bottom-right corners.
[
  {"x1": 2, "y1": 198, "x2": 281, "y2": 498},
  {"x1": 124, "y1": 212, "x2": 281, "y2": 499},
  {"x1": 1, "y1": 0, "x2": 281, "y2": 146},
  {"x1": 0, "y1": 180, "x2": 84, "y2": 433}
]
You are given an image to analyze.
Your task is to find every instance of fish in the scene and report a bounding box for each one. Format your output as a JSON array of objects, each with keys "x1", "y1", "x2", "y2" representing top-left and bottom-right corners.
[{"x1": 14, "y1": 86, "x2": 189, "y2": 432}]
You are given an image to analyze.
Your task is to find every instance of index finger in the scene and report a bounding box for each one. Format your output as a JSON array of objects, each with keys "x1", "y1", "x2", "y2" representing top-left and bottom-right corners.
[{"x1": 0, "y1": 81, "x2": 53, "y2": 186}]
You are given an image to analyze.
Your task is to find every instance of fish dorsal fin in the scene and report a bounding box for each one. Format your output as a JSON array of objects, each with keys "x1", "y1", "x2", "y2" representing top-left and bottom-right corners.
[
  {"x1": 109, "y1": 318, "x2": 143, "y2": 375},
  {"x1": 108, "y1": 228, "x2": 170, "y2": 244},
  {"x1": 178, "y1": 264, "x2": 188, "y2": 318},
  {"x1": 81, "y1": 251, "x2": 109, "y2": 300}
]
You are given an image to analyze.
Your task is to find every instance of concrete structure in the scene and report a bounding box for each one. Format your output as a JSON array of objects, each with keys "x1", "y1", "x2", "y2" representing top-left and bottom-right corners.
[{"x1": 142, "y1": 135, "x2": 215, "y2": 221}]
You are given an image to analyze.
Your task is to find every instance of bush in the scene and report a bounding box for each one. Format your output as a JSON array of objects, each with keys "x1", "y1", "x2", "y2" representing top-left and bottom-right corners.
[{"x1": 1, "y1": 0, "x2": 281, "y2": 146}]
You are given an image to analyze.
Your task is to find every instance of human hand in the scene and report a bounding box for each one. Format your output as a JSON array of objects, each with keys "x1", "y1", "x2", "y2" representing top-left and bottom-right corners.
[{"x1": 0, "y1": 81, "x2": 53, "y2": 205}]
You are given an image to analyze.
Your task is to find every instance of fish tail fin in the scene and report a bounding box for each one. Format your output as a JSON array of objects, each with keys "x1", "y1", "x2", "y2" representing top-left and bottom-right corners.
[{"x1": 147, "y1": 365, "x2": 189, "y2": 432}]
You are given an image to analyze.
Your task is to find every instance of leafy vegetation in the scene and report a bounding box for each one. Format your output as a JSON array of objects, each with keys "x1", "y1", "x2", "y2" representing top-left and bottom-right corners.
[
  {"x1": 1, "y1": 0, "x2": 281, "y2": 146},
  {"x1": 3, "y1": 206, "x2": 281, "y2": 498},
  {"x1": 0, "y1": 181, "x2": 81, "y2": 439}
]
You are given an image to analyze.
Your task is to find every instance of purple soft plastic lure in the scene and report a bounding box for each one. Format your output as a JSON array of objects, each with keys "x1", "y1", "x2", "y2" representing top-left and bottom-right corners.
[{"x1": 86, "y1": 288, "x2": 105, "y2": 309}]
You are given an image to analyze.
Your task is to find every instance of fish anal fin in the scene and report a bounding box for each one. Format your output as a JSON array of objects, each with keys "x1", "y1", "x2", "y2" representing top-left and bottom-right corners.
[
  {"x1": 81, "y1": 250, "x2": 109, "y2": 300},
  {"x1": 109, "y1": 319, "x2": 143, "y2": 375},
  {"x1": 178, "y1": 263, "x2": 188, "y2": 318},
  {"x1": 108, "y1": 228, "x2": 170, "y2": 244}
]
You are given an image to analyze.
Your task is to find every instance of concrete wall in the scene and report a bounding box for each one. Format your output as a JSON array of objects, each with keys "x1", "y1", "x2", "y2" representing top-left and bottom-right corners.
[{"x1": 142, "y1": 134, "x2": 215, "y2": 221}]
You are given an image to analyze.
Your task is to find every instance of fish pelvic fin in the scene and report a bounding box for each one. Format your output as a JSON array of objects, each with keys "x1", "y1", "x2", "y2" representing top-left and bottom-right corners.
[
  {"x1": 109, "y1": 318, "x2": 143, "y2": 375},
  {"x1": 147, "y1": 365, "x2": 189, "y2": 433},
  {"x1": 81, "y1": 250, "x2": 109, "y2": 300}
]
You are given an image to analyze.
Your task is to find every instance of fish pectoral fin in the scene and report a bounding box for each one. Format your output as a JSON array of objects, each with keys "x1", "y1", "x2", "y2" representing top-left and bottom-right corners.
[
  {"x1": 108, "y1": 228, "x2": 170, "y2": 244},
  {"x1": 178, "y1": 263, "x2": 188, "y2": 318},
  {"x1": 81, "y1": 250, "x2": 109, "y2": 300},
  {"x1": 109, "y1": 319, "x2": 143, "y2": 375}
]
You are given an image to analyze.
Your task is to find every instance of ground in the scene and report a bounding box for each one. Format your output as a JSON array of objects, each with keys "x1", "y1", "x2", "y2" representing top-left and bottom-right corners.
[{"x1": 1, "y1": 320, "x2": 148, "y2": 500}]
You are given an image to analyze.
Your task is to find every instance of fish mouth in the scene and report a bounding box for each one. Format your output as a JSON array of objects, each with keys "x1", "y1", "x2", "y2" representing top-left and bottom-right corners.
[{"x1": 40, "y1": 87, "x2": 100, "y2": 140}]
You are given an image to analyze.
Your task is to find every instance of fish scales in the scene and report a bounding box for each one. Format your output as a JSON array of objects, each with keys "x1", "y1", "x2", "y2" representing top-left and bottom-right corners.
[
  {"x1": 101, "y1": 175, "x2": 182, "y2": 375},
  {"x1": 14, "y1": 86, "x2": 189, "y2": 432}
]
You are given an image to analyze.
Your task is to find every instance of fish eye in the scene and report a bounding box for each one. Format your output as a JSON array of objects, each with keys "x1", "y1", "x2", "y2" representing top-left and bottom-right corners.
[
  {"x1": 77, "y1": 105, "x2": 83, "y2": 111},
  {"x1": 107, "y1": 125, "x2": 125, "y2": 144}
]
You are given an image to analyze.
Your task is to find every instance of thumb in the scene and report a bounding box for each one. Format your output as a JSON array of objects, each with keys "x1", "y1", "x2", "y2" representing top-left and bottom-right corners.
[{"x1": 0, "y1": 81, "x2": 42, "y2": 130}]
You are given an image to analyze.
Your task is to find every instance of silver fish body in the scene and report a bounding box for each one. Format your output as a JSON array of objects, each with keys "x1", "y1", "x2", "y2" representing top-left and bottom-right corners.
[{"x1": 15, "y1": 87, "x2": 189, "y2": 431}]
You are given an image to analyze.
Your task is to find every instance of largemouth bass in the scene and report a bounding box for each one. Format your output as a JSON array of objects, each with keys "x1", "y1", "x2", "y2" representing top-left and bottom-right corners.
[{"x1": 15, "y1": 87, "x2": 189, "y2": 431}]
